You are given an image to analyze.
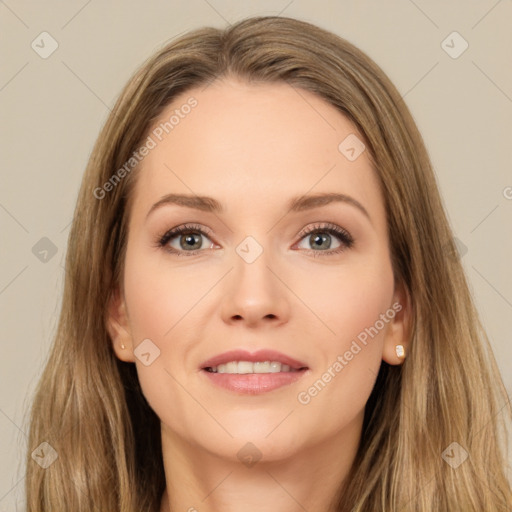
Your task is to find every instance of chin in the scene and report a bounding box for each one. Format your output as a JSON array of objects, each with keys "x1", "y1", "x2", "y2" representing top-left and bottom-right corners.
[{"x1": 220, "y1": 437, "x2": 303, "y2": 465}]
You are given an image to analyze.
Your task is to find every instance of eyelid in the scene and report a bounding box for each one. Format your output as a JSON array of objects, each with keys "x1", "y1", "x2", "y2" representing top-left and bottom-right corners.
[{"x1": 295, "y1": 222, "x2": 352, "y2": 242}]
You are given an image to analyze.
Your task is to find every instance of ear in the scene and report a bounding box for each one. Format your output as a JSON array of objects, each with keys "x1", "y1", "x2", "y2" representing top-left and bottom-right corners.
[
  {"x1": 106, "y1": 286, "x2": 136, "y2": 363},
  {"x1": 382, "y1": 280, "x2": 412, "y2": 366}
]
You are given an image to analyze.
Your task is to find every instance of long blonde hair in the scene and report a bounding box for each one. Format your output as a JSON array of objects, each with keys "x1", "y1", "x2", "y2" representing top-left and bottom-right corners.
[{"x1": 24, "y1": 15, "x2": 511, "y2": 511}]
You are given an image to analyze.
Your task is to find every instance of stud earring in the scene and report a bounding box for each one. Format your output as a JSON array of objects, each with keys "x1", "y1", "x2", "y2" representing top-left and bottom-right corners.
[
  {"x1": 395, "y1": 344, "x2": 405, "y2": 359},
  {"x1": 120, "y1": 344, "x2": 126, "y2": 349}
]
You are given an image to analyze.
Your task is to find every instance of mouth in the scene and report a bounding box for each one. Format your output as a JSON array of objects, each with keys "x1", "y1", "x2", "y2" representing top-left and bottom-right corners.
[
  {"x1": 203, "y1": 361, "x2": 306, "y2": 373},
  {"x1": 200, "y1": 349, "x2": 309, "y2": 394}
]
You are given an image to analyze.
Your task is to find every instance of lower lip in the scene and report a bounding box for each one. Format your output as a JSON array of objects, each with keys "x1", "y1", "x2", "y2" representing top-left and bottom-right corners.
[{"x1": 201, "y1": 369, "x2": 308, "y2": 394}]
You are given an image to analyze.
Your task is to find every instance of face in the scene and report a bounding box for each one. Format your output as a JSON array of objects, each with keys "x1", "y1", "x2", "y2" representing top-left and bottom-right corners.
[{"x1": 108, "y1": 77, "x2": 409, "y2": 462}]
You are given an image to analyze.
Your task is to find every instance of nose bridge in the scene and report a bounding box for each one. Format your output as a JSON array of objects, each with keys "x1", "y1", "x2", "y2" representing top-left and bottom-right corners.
[
  {"x1": 221, "y1": 233, "x2": 289, "y2": 324},
  {"x1": 233, "y1": 233, "x2": 276, "y2": 298}
]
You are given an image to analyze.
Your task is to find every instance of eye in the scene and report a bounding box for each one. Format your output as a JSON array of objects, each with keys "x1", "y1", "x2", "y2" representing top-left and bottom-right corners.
[
  {"x1": 294, "y1": 222, "x2": 354, "y2": 256},
  {"x1": 156, "y1": 222, "x2": 354, "y2": 257},
  {"x1": 157, "y1": 223, "x2": 216, "y2": 256}
]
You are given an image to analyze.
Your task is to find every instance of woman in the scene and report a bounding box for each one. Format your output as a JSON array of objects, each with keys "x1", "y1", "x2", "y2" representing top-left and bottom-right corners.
[{"x1": 25, "y1": 15, "x2": 512, "y2": 511}]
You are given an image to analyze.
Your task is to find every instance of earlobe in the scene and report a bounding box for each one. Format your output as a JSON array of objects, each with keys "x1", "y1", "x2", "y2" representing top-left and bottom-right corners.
[
  {"x1": 382, "y1": 282, "x2": 412, "y2": 366},
  {"x1": 106, "y1": 286, "x2": 135, "y2": 363}
]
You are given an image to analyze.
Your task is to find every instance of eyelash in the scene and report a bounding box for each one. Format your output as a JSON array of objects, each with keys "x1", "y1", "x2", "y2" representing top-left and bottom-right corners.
[{"x1": 156, "y1": 222, "x2": 354, "y2": 258}]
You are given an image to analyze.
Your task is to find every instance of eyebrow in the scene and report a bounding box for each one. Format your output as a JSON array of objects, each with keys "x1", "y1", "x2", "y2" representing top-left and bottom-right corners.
[{"x1": 146, "y1": 192, "x2": 371, "y2": 223}]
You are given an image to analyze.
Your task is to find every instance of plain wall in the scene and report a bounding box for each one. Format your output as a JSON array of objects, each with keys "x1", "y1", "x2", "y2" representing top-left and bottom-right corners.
[{"x1": 1, "y1": 1, "x2": 511, "y2": 508}]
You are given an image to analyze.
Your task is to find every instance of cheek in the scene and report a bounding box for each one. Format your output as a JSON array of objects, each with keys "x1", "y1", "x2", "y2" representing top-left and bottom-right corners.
[
  {"x1": 123, "y1": 246, "x2": 203, "y2": 342},
  {"x1": 293, "y1": 258, "x2": 394, "y2": 416},
  {"x1": 121, "y1": 246, "x2": 211, "y2": 431},
  {"x1": 301, "y1": 257, "x2": 394, "y2": 345}
]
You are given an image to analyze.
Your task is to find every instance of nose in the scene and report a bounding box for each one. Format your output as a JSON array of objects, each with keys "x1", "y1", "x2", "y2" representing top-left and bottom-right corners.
[{"x1": 220, "y1": 244, "x2": 291, "y2": 328}]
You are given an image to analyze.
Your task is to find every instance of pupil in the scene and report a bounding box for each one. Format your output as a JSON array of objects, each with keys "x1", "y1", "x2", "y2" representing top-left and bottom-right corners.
[
  {"x1": 182, "y1": 233, "x2": 201, "y2": 249},
  {"x1": 312, "y1": 233, "x2": 330, "y2": 250}
]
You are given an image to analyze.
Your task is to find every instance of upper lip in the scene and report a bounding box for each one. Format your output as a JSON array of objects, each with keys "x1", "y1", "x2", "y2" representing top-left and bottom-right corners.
[{"x1": 201, "y1": 349, "x2": 308, "y2": 370}]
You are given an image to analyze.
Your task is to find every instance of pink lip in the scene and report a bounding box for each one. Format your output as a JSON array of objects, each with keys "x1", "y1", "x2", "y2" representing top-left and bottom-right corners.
[
  {"x1": 200, "y1": 349, "x2": 309, "y2": 395},
  {"x1": 200, "y1": 349, "x2": 308, "y2": 371},
  {"x1": 202, "y1": 370, "x2": 309, "y2": 394}
]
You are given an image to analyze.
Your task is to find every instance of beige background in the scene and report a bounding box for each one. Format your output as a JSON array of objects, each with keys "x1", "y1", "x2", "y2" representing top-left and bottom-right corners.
[{"x1": 1, "y1": 0, "x2": 511, "y2": 508}]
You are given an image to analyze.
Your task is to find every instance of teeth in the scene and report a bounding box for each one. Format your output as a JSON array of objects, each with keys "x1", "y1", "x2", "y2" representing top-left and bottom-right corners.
[
  {"x1": 208, "y1": 361, "x2": 300, "y2": 374},
  {"x1": 254, "y1": 361, "x2": 270, "y2": 373},
  {"x1": 225, "y1": 361, "x2": 238, "y2": 373},
  {"x1": 237, "y1": 361, "x2": 253, "y2": 374}
]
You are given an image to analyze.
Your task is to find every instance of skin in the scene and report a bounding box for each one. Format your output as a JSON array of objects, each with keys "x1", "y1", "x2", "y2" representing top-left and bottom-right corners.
[{"x1": 107, "y1": 76, "x2": 410, "y2": 512}]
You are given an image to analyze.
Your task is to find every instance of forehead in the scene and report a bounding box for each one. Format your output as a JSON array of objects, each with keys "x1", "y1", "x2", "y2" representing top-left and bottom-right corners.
[{"x1": 129, "y1": 77, "x2": 385, "y2": 225}]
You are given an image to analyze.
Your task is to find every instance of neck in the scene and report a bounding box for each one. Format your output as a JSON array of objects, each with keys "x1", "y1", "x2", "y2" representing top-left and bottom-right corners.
[{"x1": 159, "y1": 411, "x2": 363, "y2": 512}]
